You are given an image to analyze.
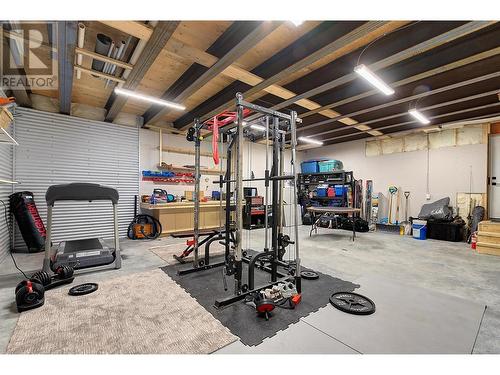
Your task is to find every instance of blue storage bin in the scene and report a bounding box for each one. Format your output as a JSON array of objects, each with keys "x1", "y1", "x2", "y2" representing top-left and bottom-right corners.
[
  {"x1": 161, "y1": 171, "x2": 174, "y2": 177},
  {"x1": 317, "y1": 187, "x2": 328, "y2": 197},
  {"x1": 334, "y1": 185, "x2": 344, "y2": 196},
  {"x1": 301, "y1": 160, "x2": 319, "y2": 173},
  {"x1": 318, "y1": 159, "x2": 343, "y2": 172}
]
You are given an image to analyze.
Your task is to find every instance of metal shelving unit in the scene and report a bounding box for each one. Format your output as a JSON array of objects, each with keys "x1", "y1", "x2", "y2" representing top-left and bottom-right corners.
[{"x1": 298, "y1": 170, "x2": 356, "y2": 221}]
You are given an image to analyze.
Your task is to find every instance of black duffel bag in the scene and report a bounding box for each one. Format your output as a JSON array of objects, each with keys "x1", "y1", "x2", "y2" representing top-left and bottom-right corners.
[{"x1": 9, "y1": 191, "x2": 46, "y2": 253}]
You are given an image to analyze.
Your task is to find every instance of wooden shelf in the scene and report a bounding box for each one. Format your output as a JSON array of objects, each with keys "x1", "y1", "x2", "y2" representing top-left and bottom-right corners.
[
  {"x1": 159, "y1": 146, "x2": 226, "y2": 159},
  {"x1": 157, "y1": 164, "x2": 223, "y2": 175},
  {"x1": 142, "y1": 177, "x2": 194, "y2": 184}
]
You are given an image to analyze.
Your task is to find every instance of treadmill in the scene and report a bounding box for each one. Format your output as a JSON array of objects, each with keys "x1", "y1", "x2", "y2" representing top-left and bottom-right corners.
[{"x1": 42, "y1": 183, "x2": 121, "y2": 273}]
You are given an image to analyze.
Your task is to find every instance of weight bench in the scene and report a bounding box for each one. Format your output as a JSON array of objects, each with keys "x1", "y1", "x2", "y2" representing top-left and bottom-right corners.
[{"x1": 170, "y1": 229, "x2": 219, "y2": 238}]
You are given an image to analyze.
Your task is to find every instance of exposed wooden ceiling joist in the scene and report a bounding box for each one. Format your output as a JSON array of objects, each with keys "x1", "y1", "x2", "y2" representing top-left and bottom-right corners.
[
  {"x1": 3, "y1": 23, "x2": 32, "y2": 108},
  {"x1": 76, "y1": 66, "x2": 126, "y2": 84},
  {"x1": 75, "y1": 47, "x2": 134, "y2": 70},
  {"x1": 271, "y1": 21, "x2": 495, "y2": 115},
  {"x1": 145, "y1": 22, "x2": 403, "y2": 130},
  {"x1": 301, "y1": 46, "x2": 500, "y2": 120},
  {"x1": 322, "y1": 102, "x2": 500, "y2": 143},
  {"x1": 57, "y1": 21, "x2": 78, "y2": 114},
  {"x1": 99, "y1": 21, "x2": 152, "y2": 41},
  {"x1": 362, "y1": 89, "x2": 500, "y2": 126},
  {"x1": 301, "y1": 70, "x2": 500, "y2": 138},
  {"x1": 300, "y1": 88, "x2": 499, "y2": 140},
  {"x1": 143, "y1": 21, "x2": 282, "y2": 126},
  {"x1": 104, "y1": 21, "x2": 180, "y2": 122},
  {"x1": 195, "y1": 21, "x2": 402, "y2": 124}
]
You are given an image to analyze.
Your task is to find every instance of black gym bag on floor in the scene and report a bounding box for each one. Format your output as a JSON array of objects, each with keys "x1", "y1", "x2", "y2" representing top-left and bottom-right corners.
[{"x1": 9, "y1": 191, "x2": 46, "y2": 253}]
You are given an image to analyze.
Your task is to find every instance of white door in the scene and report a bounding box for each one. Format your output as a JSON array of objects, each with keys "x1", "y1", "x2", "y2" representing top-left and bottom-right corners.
[{"x1": 490, "y1": 134, "x2": 500, "y2": 219}]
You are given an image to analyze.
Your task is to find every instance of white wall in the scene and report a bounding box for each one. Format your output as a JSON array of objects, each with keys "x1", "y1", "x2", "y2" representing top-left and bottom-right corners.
[
  {"x1": 300, "y1": 138, "x2": 488, "y2": 219},
  {"x1": 140, "y1": 129, "x2": 291, "y2": 200}
]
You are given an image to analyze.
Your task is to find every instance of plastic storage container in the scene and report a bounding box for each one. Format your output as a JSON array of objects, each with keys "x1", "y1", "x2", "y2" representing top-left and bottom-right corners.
[
  {"x1": 426, "y1": 221, "x2": 464, "y2": 242},
  {"x1": 301, "y1": 160, "x2": 319, "y2": 173},
  {"x1": 318, "y1": 159, "x2": 343, "y2": 172},
  {"x1": 334, "y1": 185, "x2": 344, "y2": 196},
  {"x1": 412, "y1": 219, "x2": 427, "y2": 240},
  {"x1": 317, "y1": 187, "x2": 328, "y2": 197}
]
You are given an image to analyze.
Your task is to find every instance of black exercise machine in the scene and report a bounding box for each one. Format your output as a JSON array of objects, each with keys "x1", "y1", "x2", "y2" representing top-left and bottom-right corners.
[
  {"x1": 177, "y1": 93, "x2": 303, "y2": 309},
  {"x1": 42, "y1": 183, "x2": 121, "y2": 273}
]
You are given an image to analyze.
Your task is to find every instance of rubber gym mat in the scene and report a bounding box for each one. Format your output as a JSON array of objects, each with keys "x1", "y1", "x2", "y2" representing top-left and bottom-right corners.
[{"x1": 162, "y1": 251, "x2": 358, "y2": 346}]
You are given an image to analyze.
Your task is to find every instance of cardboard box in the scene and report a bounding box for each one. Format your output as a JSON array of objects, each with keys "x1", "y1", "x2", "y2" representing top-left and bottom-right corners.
[{"x1": 185, "y1": 190, "x2": 204, "y2": 201}]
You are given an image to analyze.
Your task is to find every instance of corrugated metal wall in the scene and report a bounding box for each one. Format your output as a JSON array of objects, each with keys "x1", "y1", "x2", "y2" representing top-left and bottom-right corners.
[
  {"x1": 0, "y1": 125, "x2": 14, "y2": 264},
  {"x1": 13, "y1": 108, "x2": 139, "y2": 250}
]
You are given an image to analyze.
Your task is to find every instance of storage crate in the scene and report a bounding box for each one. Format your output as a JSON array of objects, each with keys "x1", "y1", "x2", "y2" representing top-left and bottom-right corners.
[
  {"x1": 318, "y1": 159, "x2": 343, "y2": 172},
  {"x1": 334, "y1": 185, "x2": 344, "y2": 196},
  {"x1": 185, "y1": 190, "x2": 204, "y2": 201},
  {"x1": 477, "y1": 221, "x2": 500, "y2": 256},
  {"x1": 301, "y1": 160, "x2": 319, "y2": 173},
  {"x1": 317, "y1": 187, "x2": 328, "y2": 197}
]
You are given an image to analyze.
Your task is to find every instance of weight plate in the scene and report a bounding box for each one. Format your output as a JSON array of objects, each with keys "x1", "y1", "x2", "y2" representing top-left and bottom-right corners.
[
  {"x1": 329, "y1": 292, "x2": 375, "y2": 315},
  {"x1": 301, "y1": 271, "x2": 319, "y2": 280},
  {"x1": 68, "y1": 283, "x2": 99, "y2": 296}
]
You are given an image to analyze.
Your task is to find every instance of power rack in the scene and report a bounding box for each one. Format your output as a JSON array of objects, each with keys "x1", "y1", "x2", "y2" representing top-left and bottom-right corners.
[{"x1": 177, "y1": 93, "x2": 303, "y2": 309}]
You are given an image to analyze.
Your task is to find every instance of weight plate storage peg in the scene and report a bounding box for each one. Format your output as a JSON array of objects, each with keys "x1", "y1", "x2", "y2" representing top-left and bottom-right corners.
[{"x1": 329, "y1": 292, "x2": 376, "y2": 315}]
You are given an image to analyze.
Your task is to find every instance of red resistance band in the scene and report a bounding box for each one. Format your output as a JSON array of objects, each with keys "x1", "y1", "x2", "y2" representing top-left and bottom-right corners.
[{"x1": 204, "y1": 109, "x2": 252, "y2": 165}]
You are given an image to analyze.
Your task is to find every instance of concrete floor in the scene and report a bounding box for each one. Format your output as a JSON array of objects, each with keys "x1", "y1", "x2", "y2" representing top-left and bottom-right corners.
[{"x1": 1, "y1": 226, "x2": 499, "y2": 353}]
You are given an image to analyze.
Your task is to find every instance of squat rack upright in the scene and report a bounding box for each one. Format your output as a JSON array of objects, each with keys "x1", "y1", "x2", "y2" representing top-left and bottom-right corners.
[{"x1": 180, "y1": 93, "x2": 302, "y2": 309}]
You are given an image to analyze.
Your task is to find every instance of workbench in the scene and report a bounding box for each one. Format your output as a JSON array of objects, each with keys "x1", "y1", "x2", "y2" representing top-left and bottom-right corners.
[
  {"x1": 140, "y1": 201, "x2": 224, "y2": 236},
  {"x1": 306, "y1": 206, "x2": 362, "y2": 241}
]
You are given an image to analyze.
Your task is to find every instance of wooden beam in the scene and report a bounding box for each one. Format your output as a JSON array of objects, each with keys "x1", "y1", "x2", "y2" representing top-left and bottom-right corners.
[
  {"x1": 99, "y1": 21, "x2": 153, "y2": 41},
  {"x1": 3, "y1": 29, "x2": 56, "y2": 52},
  {"x1": 322, "y1": 103, "x2": 500, "y2": 143},
  {"x1": 75, "y1": 47, "x2": 134, "y2": 70},
  {"x1": 169, "y1": 22, "x2": 408, "y2": 131},
  {"x1": 361, "y1": 89, "x2": 500, "y2": 126},
  {"x1": 301, "y1": 46, "x2": 500, "y2": 120},
  {"x1": 3, "y1": 24, "x2": 32, "y2": 107},
  {"x1": 159, "y1": 145, "x2": 227, "y2": 159},
  {"x1": 75, "y1": 65, "x2": 126, "y2": 83},
  {"x1": 57, "y1": 21, "x2": 78, "y2": 115},
  {"x1": 145, "y1": 23, "x2": 401, "y2": 130},
  {"x1": 272, "y1": 21, "x2": 496, "y2": 112},
  {"x1": 164, "y1": 40, "x2": 350, "y2": 121},
  {"x1": 301, "y1": 70, "x2": 500, "y2": 137},
  {"x1": 143, "y1": 21, "x2": 282, "y2": 125},
  {"x1": 306, "y1": 88, "x2": 500, "y2": 139},
  {"x1": 197, "y1": 21, "x2": 402, "y2": 123},
  {"x1": 105, "y1": 21, "x2": 180, "y2": 122}
]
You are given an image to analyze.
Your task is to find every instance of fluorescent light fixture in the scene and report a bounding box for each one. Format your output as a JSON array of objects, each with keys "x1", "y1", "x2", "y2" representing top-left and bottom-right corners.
[
  {"x1": 354, "y1": 64, "x2": 394, "y2": 96},
  {"x1": 298, "y1": 136, "x2": 323, "y2": 145},
  {"x1": 408, "y1": 109, "x2": 431, "y2": 124},
  {"x1": 114, "y1": 88, "x2": 185, "y2": 111},
  {"x1": 250, "y1": 124, "x2": 266, "y2": 131},
  {"x1": 290, "y1": 20, "x2": 303, "y2": 27}
]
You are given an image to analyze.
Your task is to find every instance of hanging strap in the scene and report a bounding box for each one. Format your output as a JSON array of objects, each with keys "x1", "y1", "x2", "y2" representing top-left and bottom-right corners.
[{"x1": 212, "y1": 116, "x2": 220, "y2": 165}]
